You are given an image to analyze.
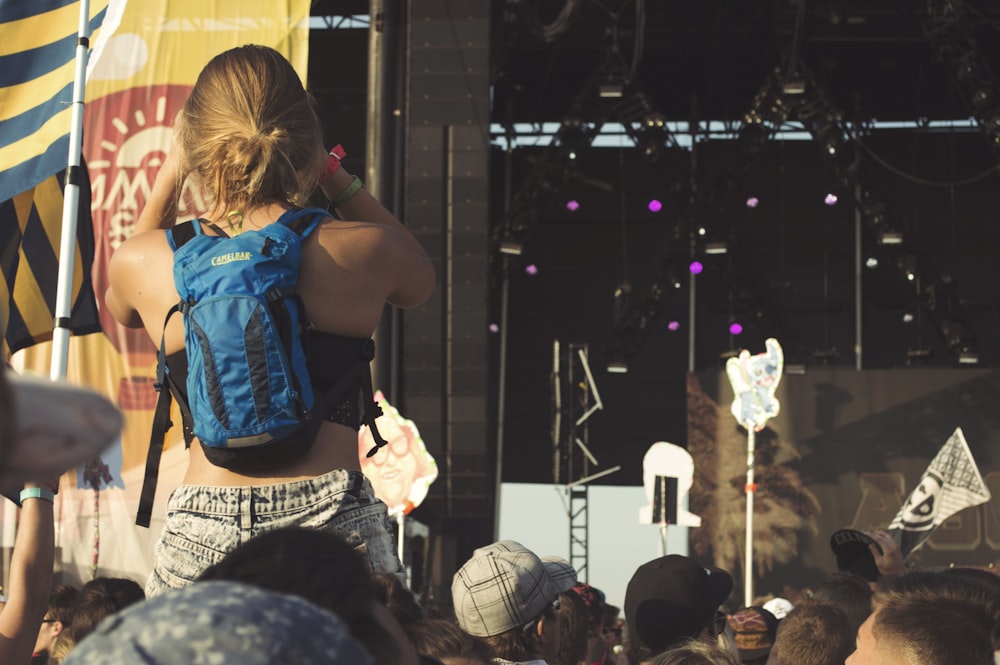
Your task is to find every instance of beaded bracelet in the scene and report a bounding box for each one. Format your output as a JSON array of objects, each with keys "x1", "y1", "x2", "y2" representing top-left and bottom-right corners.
[
  {"x1": 20, "y1": 487, "x2": 55, "y2": 504},
  {"x1": 331, "y1": 175, "x2": 365, "y2": 208}
]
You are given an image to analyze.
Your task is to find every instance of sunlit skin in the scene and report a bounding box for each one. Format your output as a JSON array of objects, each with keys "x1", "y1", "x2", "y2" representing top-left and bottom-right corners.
[{"x1": 846, "y1": 612, "x2": 906, "y2": 665}]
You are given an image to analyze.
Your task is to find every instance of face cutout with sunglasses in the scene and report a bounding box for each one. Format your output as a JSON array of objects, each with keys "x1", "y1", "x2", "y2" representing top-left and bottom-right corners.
[{"x1": 358, "y1": 391, "x2": 438, "y2": 515}]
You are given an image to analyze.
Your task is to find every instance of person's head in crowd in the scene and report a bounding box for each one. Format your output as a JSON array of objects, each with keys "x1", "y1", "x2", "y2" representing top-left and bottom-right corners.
[
  {"x1": 372, "y1": 571, "x2": 424, "y2": 628},
  {"x1": 406, "y1": 618, "x2": 494, "y2": 665},
  {"x1": 772, "y1": 601, "x2": 851, "y2": 665},
  {"x1": 602, "y1": 602, "x2": 625, "y2": 656},
  {"x1": 726, "y1": 606, "x2": 778, "y2": 665},
  {"x1": 61, "y1": 580, "x2": 373, "y2": 665},
  {"x1": 63, "y1": 577, "x2": 144, "y2": 647},
  {"x1": 451, "y1": 540, "x2": 562, "y2": 664},
  {"x1": 33, "y1": 584, "x2": 78, "y2": 660},
  {"x1": 624, "y1": 554, "x2": 734, "y2": 662},
  {"x1": 809, "y1": 572, "x2": 873, "y2": 637},
  {"x1": 552, "y1": 589, "x2": 588, "y2": 665},
  {"x1": 542, "y1": 556, "x2": 578, "y2": 594},
  {"x1": 938, "y1": 564, "x2": 1000, "y2": 595},
  {"x1": 175, "y1": 44, "x2": 325, "y2": 213},
  {"x1": 198, "y1": 526, "x2": 419, "y2": 665},
  {"x1": 761, "y1": 597, "x2": 793, "y2": 622},
  {"x1": 649, "y1": 637, "x2": 740, "y2": 665},
  {"x1": 846, "y1": 571, "x2": 999, "y2": 665},
  {"x1": 570, "y1": 582, "x2": 608, "y2": 663}
]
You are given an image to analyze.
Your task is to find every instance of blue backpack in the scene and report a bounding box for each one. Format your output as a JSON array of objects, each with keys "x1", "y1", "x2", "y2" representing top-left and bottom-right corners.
[{"x1": 136, "y1": 207, "x2": 387, "y2": 527}]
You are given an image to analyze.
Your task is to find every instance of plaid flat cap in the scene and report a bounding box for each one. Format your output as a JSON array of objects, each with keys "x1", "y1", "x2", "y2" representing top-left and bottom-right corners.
[{"x1": 452, "y1": 540, "x2": 559, "y2": 638}]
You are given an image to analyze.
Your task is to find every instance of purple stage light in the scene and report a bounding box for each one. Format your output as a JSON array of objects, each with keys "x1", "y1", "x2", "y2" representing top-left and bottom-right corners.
[
  {"x1": 648, "y1": 199, "x2": 663, "y2": 213},
  {"x1": 525, "y1": 264, "x2": 538, "y2": 275},
  {"x1": 729, "y1": 322, "x2": 743, "y2": 335},
  {"x1": 566, "y1": 200, "x2": 580, "y2": 211},
  {"x1": 745, "y1": 196, "x2": 759, "y2": 208},
  {"x1": 689, "y1": 261, "x2": 703, "y2": 275},
  {"x1": 667, "y1": 320, "x2": 680, "y2": 331},
  {"x1": 489, "y1": 323, "x2": 500, "y2": 333},
  {"x1": 824, "y1": 193, "x2": 838, "y2": 206}
]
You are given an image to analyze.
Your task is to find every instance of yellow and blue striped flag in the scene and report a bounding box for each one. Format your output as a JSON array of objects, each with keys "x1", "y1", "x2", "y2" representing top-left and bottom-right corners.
[
  {"x1": 0, "y1": 0, "x2": 110, "y2": 201},
  {"x1": 0, "y1": 0, "x2": 110, "y2": 353}
]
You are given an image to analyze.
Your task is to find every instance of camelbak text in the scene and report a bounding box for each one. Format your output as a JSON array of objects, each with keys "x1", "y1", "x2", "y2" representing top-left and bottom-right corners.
[{"x1": 211, "y1": 251, "x2": 252, "y2": 266}]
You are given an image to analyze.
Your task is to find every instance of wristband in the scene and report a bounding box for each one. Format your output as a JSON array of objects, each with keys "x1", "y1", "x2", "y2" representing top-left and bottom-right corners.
[
  {"x1": 19, "y1": 487, "x2": 55, "y2": 504},
  {"x1": 325, "y1": 144, "x2": 346, "y2": 178},
  {"x1": 331, "y1": 175, "x2": 365, "y2": 208}
]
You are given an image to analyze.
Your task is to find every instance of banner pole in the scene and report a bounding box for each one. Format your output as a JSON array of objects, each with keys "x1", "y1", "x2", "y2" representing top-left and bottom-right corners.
[
  {"x1": 50, "y1": 0, "x2": 92, "y2": 381},
  {"x1": 744, "y1": 427, "x2": 756, "y2": 607}
]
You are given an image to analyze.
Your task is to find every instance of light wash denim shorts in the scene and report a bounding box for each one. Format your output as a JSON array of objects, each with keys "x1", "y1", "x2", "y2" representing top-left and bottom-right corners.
[{"x1": 145, "y1": 469, "x2": 401, "y2": 597}]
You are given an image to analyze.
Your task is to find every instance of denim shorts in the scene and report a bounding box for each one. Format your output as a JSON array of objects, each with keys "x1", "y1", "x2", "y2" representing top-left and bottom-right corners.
[{"x1": 145, "y1": 469, "x2": 402, "y2": 597}]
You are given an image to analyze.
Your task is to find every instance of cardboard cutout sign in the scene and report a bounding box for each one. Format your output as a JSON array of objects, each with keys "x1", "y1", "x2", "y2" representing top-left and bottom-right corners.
[
  {"x1": 639, "y1": 441, "x2": 702, "y2": 527},
  {"x1": 726, "y1": 338, "x2": 784, "y2": 431},
  {"x1": 358, "y1": 392, "x2": 437, "y2": 516}
]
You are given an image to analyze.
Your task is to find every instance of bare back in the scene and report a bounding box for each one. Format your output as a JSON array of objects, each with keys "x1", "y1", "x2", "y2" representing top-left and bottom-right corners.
[{"x1": 106, "y1": 207, "x2": 434, "y2": 487}]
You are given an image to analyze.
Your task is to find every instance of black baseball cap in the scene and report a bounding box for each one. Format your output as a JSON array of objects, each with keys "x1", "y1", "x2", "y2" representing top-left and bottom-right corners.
[
  {"x1": 623, "y1": 555, "x2": 734, "y2": 654},
  {"x1": 830, "y1": 529, "x2": 882, "y2": 582}
]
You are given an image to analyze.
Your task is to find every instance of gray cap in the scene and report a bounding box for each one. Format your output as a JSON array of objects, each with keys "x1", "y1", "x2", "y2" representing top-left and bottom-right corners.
[
  {"x1": 63, "y1": 581, "x2": 373, "y2": 665},
  {"x1": 541, "y1": 555, "x2": 578, "y2": 593},
  {"x1": 451, "y1": 540, "x2": 558, "y2": 638}
]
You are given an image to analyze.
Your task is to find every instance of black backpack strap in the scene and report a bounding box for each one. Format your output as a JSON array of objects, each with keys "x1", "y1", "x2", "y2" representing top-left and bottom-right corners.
[
  {"x1": 136, "y1": 304, "x2": 182, "y2": 528},
  {"x1": 302, "y1": 338, "x2": 388, "y2": 455}
]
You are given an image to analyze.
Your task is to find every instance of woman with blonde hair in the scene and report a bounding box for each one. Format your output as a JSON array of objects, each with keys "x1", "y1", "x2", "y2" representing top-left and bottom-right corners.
[{"x1": 106, "y1": 44, "x2": 435, "y2": 596}]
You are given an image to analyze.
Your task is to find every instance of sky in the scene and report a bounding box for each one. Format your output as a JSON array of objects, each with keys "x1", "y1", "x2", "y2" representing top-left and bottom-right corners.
[{"x1": 498, "y1": 482, "x2": 694, "y2": 611}]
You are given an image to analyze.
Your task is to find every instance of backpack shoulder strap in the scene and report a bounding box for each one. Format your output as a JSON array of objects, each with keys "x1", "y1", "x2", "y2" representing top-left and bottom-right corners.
[
  {"x1": 277, "y1": 207, "x2": 331, "y2": 238},
  {"x1": 167, "y1": 220, "x2": 228, "y2": 251}
]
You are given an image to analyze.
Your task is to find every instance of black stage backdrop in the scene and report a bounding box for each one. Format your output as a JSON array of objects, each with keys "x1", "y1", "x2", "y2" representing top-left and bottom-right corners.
[{"x1": 689, "y1": 367, "x2": 1000, "y2": 598}]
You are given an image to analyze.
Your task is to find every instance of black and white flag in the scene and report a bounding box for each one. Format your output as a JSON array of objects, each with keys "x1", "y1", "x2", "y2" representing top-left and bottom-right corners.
[{"x1": 888, "y1": 427, "x2": 991, "y2": 557}]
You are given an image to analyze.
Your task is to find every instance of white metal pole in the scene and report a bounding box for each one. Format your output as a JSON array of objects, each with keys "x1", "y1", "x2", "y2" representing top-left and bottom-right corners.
[
  {"x1": 744, "y1": 427, "x2": 756, "y2": 607},
  {"x1": 50, "y1": 0, "x2": 92, "y2": 381}
]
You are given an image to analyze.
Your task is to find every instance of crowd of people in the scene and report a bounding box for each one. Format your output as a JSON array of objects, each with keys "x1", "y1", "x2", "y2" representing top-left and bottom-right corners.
[
  {"x1": 3, "y1": 514, "x2": 999, "y2": 665},
  {"x1": 1, "y1": 42, "x2": 998, "y2": 665}
]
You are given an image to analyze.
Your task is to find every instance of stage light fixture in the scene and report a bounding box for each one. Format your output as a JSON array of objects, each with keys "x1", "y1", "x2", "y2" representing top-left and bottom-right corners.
[
  {"x1": 500, "y1": 240, "x2": 523, "y2": 256},
  {"x1": 729, "y1": 321, "x2": 743, "y2": 335},
  {"x1": 488, "y1": 323, "x2": 499, "y2": 333},
  {"x1": 598, "y1": 82, "x2": 624, "y2": 98},
  {"x1": 824, "y1": 193, "x2": 838, "y2": 206},
  {"x1": 648, "y1": 199, "x2": 662, "y2": 213},
  {"x1": 745, "y1": 196, "x2": 760, "y2": 208},
  {"x1": 606, "y1": 361, "x2": 629, "y2": 373},
  {"x1": 865, "y1": 257, "x2": 879, "y2": 269},
  {"x1": 566, "y1": 200, "x2": 580, "y2": 211},
  {"x1": 705, "y1": 241, "x2": 728, "y2": 255},
  {"x1": 902, "y1": 312, "x2": 914, "y2": 324},
  {"x1": 958, "y1": 349, "x2": 980, "y2": 364},
  {"x1": 782, "y1": 79, "x2": 806, "y2": 95},
  {"x1": 525, "y1": 264, "x2": 538, "y2": 275},
  {"x1": 689, "y1": 261, "x2": 704, "y2": 275},
  {"x1": 879, "y1": 231, "x2": 904, "y2": 245}
]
